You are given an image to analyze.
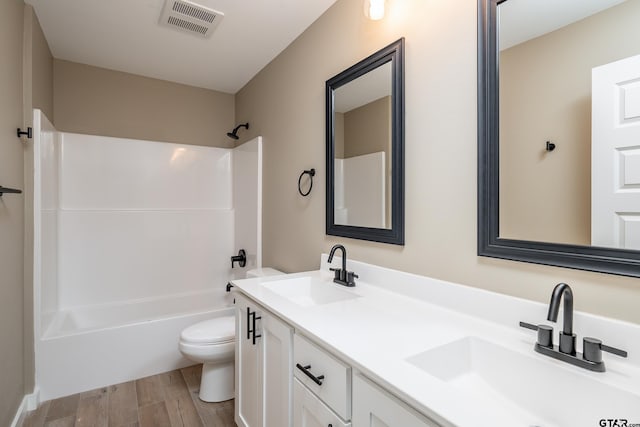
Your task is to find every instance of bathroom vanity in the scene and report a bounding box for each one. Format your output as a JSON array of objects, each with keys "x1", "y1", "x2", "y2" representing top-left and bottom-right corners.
[
  {"x1": 234, "y1": 291, "x2": 433, "y2": 427},
  {"x1": 232, "y1": 256, "x2": 640, "y2": 427}
]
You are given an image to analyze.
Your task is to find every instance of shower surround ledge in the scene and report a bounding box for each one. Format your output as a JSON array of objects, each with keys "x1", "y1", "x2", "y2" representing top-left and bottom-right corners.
[{"x1": 231, "y1": 255, "x2": 640, "y2": 427}]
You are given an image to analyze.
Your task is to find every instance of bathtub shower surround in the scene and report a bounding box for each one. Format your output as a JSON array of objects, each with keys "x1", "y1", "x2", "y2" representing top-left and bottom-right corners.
[
  {"x1": 334, "y1": 152, "x2": 386, "y2": 228},
  {"x1": 32, "y1": 109, "x2": 262, "y2": 401},
  {"x1": 57, "y1": 132, "x2": 234, "y2": 309}
]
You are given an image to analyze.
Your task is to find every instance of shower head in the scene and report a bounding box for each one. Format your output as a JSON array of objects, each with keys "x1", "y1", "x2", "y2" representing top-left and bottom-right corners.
[{"x1": 226, "y1": 123, "x2": 249, "y2": 140}]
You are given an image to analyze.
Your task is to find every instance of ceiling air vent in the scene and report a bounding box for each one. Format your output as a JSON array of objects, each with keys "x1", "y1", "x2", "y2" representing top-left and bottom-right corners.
[{"x1": 159, "y1": 0, "x2": 224, "y2": 38}]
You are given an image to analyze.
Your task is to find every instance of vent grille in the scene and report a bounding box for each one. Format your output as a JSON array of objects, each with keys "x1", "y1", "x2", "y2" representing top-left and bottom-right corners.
[
  {"x1": 167, "y1": 16, "x2": 209, "y2": 35},
  {"x1": 159, "y1": 0, "x2": 224, "y2": 38},
  {"x1": 172, "y1": 2, "x2": 216, "y2": 23}
]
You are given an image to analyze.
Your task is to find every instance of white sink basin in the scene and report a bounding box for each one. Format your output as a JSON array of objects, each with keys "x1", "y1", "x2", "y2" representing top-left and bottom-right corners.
[
  {"x1": 262, "y1": 276, "x2": 361, "y2": 307},
  {"x1": 407, "y1": 337, "x2": 640, "y2": 426}
]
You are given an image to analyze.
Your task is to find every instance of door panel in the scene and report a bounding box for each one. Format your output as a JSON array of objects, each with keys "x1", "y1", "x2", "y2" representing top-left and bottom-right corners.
[
  {"x1": 352, "y1": 374, "x2": 437, "y2": 427},
  {"x1": 592, "y1": 54, "x2": 640, "y2": 249},
  {"x1": 235, "y1": 295, "x2": 263, "y2": 427},
  {"x1": 262, "y1": 312, "x2": 293, "y2": 427},
  {"x1": 293, "y1": 379, "x2": 349, "y2": 427}
]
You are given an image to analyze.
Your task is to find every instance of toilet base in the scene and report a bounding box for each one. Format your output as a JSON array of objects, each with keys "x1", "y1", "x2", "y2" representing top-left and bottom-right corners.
[{"x1": 199, "y1": 360, "x2": 234, "y2": 402}]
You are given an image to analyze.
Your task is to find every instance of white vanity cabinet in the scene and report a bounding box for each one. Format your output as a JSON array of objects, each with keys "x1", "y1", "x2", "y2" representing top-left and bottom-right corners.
[
  {"x1": 293, "y1": 378, "x2": 350, "y2": 427},
  {"x1": 235, "y1": 291, "x2": 438, "y2": 427},
  {"x1": 235, "y1": 293, "x2": 293, "y2": 427},
  {"x1": 293, "y1": 333, "x2": 352, "y2": 426},
  {"x1": 352, "y1": 374, "x2": 438, "y2": 427}
]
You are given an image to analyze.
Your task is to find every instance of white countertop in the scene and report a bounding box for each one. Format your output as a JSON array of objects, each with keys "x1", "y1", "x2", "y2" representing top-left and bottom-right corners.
[{"x1": 231, "y1": 256, "x2": 640, "y2": 426}]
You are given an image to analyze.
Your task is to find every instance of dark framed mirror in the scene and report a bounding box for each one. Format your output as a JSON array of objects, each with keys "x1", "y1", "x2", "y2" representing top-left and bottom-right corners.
[
  {"x1": 478, "y1": 0, "x2": 640, "y2": 277},
  {"x1": 326, "y1": 38, "x2": 405, "y2": 245}
]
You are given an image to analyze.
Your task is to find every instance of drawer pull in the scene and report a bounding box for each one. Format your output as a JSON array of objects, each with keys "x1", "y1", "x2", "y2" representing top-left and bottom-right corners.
[{"x1": 296, "y1": 363, "x2": 325, "y2": 386}]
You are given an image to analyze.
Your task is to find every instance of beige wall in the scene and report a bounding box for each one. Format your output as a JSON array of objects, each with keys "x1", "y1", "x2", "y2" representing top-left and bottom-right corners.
[
  {"x1": 343, "y1": 96, "x2": 391, "y2": 159},
  {"x1": 30, "y1": 7, "x2": 53, "y2": 119},
  {"x1": 53, "y1": 60, "x2": 235, "y2": 148},
  {"x1": 236, "y1": 0, "x2": 640, "y2": 324},
  {"x1": 499, "y1": 0, "x2": 640, "y2": 245},
  {"x1": 22, "y1": 4, "x2": 54, "y2": 398},
  {"x1": 335, "y1": 112, "x2": 345, "y2": 158},
  {"x1": 0, "y1": 0, "x2": 26, "y2": 424}
]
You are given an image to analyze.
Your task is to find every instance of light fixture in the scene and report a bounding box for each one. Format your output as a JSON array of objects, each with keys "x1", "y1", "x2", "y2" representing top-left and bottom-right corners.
[{"x1": 364, "y1": 0, "x2": 385, "y2": 21}]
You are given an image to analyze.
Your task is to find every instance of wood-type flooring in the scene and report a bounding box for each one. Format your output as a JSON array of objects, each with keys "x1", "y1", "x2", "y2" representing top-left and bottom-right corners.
[{"x1": 21, "y1": 365, "x2": 235, "y2": 427}]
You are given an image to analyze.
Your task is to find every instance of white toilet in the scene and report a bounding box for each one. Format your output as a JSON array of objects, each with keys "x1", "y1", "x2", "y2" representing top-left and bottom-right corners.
[{"x1": 179, "y1": 267, "x2": 283, "y2": 402}]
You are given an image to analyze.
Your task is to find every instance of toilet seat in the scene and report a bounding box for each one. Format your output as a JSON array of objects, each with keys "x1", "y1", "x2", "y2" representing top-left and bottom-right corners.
[{"x1": 180, "y1": 316, "x2": 235, "y2": 345}]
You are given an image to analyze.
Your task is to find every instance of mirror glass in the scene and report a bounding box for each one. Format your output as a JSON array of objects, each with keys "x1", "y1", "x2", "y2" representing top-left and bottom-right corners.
[
  {"x1": 333, "y1": 62, "x2": 392, "y2": 229},
  {"x1": 478, "y1": 0, "x2": 640, "y2": 277},
  {"x1": 326, "y1": 39, "x2": 404, "y2": 245},
  {"x1": 498, "y1": 0, "x2": 640, "y2": 250}
]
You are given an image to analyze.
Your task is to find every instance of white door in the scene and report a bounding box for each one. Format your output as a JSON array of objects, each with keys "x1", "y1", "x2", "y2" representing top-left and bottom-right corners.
[
  {"x1": 262, "y1": 311, "x2": 293, "y2": 427},
  {"x1": 592, "y1": 54, "x2": 640, "y2": 249},
  {"x1": 235, "y1": 294, "x2": 263, "y2": 427}
]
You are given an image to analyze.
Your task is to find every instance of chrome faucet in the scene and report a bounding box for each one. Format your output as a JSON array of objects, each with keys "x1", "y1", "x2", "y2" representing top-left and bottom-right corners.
[
  {"x1": 328, "y1": 244, "x2": 358, "y2": 287},
  {"x1": 547, "y1": 283, "x2": 575, "y2": 355},
  {"x1": 519, "y1": 282, "x2": 627, "y2": 372}
]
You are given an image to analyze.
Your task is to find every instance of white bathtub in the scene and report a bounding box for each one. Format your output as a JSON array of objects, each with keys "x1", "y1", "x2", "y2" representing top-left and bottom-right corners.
[{"x1": 37, "y1": 289, "x2": 234, "y2": 401}]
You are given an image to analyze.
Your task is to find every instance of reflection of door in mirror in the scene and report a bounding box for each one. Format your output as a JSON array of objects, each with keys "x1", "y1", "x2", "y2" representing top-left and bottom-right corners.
[
  {"x1": 333, "y1": 62, "x2": 392, "y2": 229},
  {"x1": 498, "y1": 0, "x2": 640, "y2": 248},
  {"x1": 592, "y1": 54, "x2": 640, "y2": 250}
]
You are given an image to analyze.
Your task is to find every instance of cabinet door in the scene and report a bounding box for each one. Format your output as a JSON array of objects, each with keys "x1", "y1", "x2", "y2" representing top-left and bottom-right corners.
[
  {"x1": 293, "y1": 378, "x2": 350, "y2": 427},
  {"x1": 235, "y1": 294, "x2": 263, "y2": 427},
  {"x1": 352, "y1": 374, "x2": 439, "y2": 427},
  {"x1": 262, "y1": 311, "x2": 293, "y2": 427}
]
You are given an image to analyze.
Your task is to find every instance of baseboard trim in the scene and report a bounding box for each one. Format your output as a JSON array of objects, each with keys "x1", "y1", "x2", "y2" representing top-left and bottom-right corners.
[
  {"x1": 10, "y1": 388, "x2": 40, "y2": 427},
  {"x1": 25, "y1": 387, "x2": 40, "y2": 411}
]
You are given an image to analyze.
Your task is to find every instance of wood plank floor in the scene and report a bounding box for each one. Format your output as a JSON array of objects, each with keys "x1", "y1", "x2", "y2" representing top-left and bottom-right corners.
[{"x1": 22, "y1": 365, "x2": 236, "y2": 427}]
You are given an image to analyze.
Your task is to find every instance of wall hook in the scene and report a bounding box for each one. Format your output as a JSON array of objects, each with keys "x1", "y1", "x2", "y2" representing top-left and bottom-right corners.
[
  {"x1": 17, "y1": 127, "x2": 33, "y2": 139},
  {"x1": 546, "y1": 141, "x2": 556, "y2": 152},
  {"x1": 298, "y1": 168, "x2": 315, "y2": 197},
  {"x1": 0, "y1": 186, "x2": 23, "y2": 196}
]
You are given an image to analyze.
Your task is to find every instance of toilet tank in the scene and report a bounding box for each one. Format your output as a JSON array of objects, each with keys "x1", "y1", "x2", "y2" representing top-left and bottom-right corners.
[{"x1": 246, "y1": 267, "x2": 284, "y2": 279}]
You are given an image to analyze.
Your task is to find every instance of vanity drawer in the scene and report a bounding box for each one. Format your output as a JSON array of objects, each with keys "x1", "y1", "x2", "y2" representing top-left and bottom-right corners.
[
  {"x1": 293, "y1": 333, "x2": 351, "y2": 420},
  {"x1": 293, "y1": 378, "x2": 351, "y2": 427}
]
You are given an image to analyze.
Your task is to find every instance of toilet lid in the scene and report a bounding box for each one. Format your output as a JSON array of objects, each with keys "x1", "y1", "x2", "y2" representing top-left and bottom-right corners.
[{"x1": 180, "y1": 316, "x2": 235, "y2": 345}]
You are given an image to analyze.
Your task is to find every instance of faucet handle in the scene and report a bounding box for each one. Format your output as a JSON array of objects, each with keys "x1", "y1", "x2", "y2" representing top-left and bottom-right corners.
[
  {"x1": 346, "y1": 271, "x2": 358, "y2": 287},
  {"x1": 329, "y1": 267, "x2": 342, "y2": 281},
  {"x1": 519, "y1": 322, "x2": 553, "y2": 348},
  {"x1": 602, "y1": 343, "x2": 628, "y2": 358},
  {"x1": 519, "y1": 321, "x2": 538, "y2": 331},
  {"x1": 583, "y1": 337, "x2": 628, "y2": 363}
]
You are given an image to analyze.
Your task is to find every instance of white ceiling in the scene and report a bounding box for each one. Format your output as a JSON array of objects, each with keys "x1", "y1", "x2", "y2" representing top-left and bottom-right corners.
[
  {"x1": 26, "y1": 0, "x2": 339, "y2": 94},
  {"x1": 499, "y1": 0, "x2": 627, "y2": 50}
]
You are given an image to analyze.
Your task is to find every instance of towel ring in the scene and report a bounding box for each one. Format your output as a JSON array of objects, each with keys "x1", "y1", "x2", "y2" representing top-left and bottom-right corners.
[{"x1": 298, "y1": 168, "x2": 315, "y2": 197}]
